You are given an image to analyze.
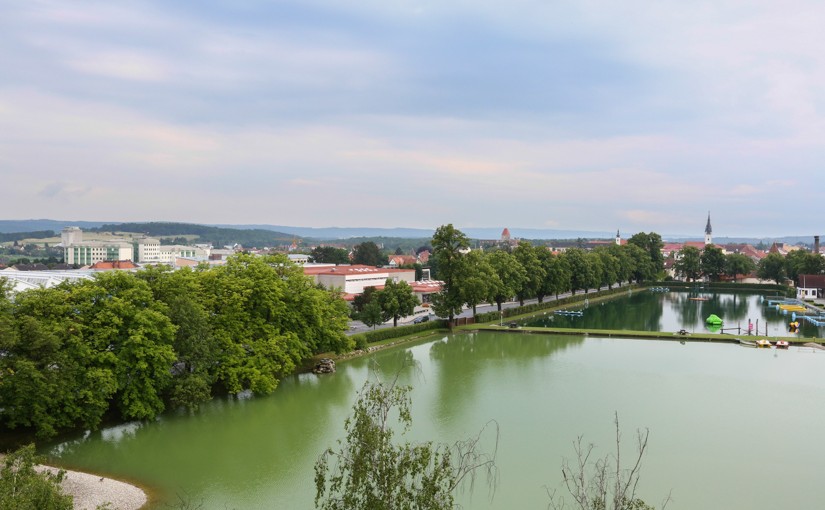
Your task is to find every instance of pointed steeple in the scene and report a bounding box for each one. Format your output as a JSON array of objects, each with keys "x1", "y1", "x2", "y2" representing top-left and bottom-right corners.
[
  {"x1": 704, "y1": 212, "x2": 712, "y2": 245},
  {"x1": 615, "y1": 229, "x2": 621, "y2": 245}
]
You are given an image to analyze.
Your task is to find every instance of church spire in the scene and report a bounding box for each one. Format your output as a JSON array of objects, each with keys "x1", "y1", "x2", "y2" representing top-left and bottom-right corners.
[{"x1": 704, "y1": 212, "x2": 712, "y2": 245}]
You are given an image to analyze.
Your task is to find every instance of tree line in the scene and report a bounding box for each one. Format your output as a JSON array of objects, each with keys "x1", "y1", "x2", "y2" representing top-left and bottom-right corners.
[
  {"x1": 428, "y1": 225, "x2": 666, "y2": 321},
  {"x1": 0, "y1": 253, "x2": 351, "y2": 439},
  {"x1": 674, "y1": 244, "x2": 824, "y2": 285}
]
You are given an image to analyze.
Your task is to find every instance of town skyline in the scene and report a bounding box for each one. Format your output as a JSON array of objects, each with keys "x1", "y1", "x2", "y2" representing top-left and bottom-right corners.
[{"x1": 3, "y1": 2, "x2": 825, "y2": 237}]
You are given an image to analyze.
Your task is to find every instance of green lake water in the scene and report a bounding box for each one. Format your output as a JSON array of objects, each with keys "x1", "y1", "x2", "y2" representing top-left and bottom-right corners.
[
  {"x1": 523, "y1": 289, "x2": 822, "y2": 338},
  {"x1": 46, "y1": 291, "x2": 825, "y2": 509}
]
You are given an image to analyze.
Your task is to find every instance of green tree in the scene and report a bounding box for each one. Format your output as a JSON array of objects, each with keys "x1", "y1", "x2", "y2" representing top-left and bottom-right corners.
[
  {"x1": 352, "y1": 242, "x2": 387, "y2": 266},
  {"x1": 627, "y1": 233, "x2": 664, "y2": 278},
  {"x1": 785, "y1": 250, "x2": 825, "y2": 282},
  {"x1": 625, "y1": 244, "x2": 655, "y2": 283},
  {"x1": 136, "y1": 265, "x2": 217, "y2": 411},
  {"x1": 586, "y1": 251, "x2": 604, "y2": 293},
  {"x1": 513, "y1": 242, "x2": 547, "y2": 305},
  {"x1": 724, "y1": 253, "x2": 756, "y2": 283},
  {"x1": 431, "y1": 224, "x2": 470, "y2": 322},
  {"x1": 544, "y1": 252, "x2": 572, "y2": 300},
  {"x1": 564, "y1": 248, "x2": 594, "y2": 294},
  {"x1": 70, "y1": 272, "x2": 177, "y2": 421},
  {"x1": 486, "y1": 250, "x2": 526, "y2": 311},
  {"x1": 378, "y1": 279, "x2": 418, "y2": 327},
  {"x1": 315, "y1": 378, "x2": 497, "y2": 510},
  {"x1": 0, "y1": 287, "x2": 117, "y2": 438},
  {"x1": 757, "y1": 253, "x2": 787, "y2": 284},
  {"x1": 462, "y1": 250, "x2": 496, "y2": 316},
  {"x1": 311, "y1": 246, "x2": 351, "y2": 265},
  {"x1": 700, "y1": 245, "x2": 726, "y2": 282},
  {"x1": 593, "y1": 248, "x2": 619, "y2": 290},
  {"x1": 607, "y1": 245, "x2": 633, "y2": 285},
  {"x1": 0, "y1": 444, "x2": 73, "y2": 510},
  {"x1": 360, "y1": 300, "x2": 384, "y2": 329},
  {"x1": 674, "y1": 246, "x2": 701, "y2": 282}
]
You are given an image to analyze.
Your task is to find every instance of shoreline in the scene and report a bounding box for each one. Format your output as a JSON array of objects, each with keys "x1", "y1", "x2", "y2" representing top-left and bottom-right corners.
[{"x1": 37, "y1": 464, "x2": 148, "y2": 510}]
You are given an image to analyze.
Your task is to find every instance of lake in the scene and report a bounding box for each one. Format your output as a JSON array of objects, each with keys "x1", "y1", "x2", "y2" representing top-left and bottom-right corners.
[{"x1": 48, "y1": 327, "x2": 825, "y2": 509}]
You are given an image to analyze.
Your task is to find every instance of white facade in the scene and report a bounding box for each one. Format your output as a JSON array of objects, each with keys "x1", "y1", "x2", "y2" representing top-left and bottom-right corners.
[
  {"x1": 308, "y1": 265, "x2": 416, "y2": 295},
  {"x1": 133, "y1": 237, "x2": 161, "y2": 263},
  {"x1": 154, "y1": 245, "x2": 207, "y2": 264},
  {"x1": 64, "y1": 242, "x2": 133, "y2": 266}
]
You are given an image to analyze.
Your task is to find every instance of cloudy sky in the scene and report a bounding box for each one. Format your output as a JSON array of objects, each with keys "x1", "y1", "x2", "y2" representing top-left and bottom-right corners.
[{"x1": 2, "y1": 1, "x2": 824, "y2": 237}]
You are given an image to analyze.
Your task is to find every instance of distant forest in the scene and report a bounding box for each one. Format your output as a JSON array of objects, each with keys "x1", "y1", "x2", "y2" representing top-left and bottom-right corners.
[
  {"x1": 91, "y1": 222, "x2": 296, "y2": 248},
  {"x1": 0, "y1": 231, "x2": 55, "y2": 243}
]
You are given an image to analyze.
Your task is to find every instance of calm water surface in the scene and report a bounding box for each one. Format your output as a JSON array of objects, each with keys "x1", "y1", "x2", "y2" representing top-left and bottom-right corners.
[
  {"x1": 48, "y1": 330, "x2": 825, "y2": 509},
  {"x1": 523, "y1": 289, "x2": 823, "y2": 338}
]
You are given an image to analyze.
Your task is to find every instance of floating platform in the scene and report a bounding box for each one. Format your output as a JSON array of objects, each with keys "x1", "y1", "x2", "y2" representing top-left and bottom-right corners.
[{"x1": 554, "y1": 310, "x2": 584, "y2": 317}]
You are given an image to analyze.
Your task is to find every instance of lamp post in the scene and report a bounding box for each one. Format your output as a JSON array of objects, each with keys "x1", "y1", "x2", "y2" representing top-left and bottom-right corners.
[{"x1": 500, "y1": 310, "x2": 503, "y2": 326}]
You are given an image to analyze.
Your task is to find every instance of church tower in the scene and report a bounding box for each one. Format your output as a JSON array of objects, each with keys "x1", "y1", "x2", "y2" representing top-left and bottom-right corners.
[
  {"x1": 615, "y1": 229, "x2": 621, "y2": 246},
  {"x1": 704, "y1": 212, "x2": 713, "y2": 245}
]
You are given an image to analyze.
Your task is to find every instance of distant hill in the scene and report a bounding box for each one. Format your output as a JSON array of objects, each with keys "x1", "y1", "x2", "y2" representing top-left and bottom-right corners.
[
  {"x1": 0, "y1": 219, "x2": 106, "y2": 234},
  {"x1": 216, "y1": 224, "x2": 619, "y2": 241},
  {"x1": 92, "y1": 222, "x2": 296, "y2": 248}
]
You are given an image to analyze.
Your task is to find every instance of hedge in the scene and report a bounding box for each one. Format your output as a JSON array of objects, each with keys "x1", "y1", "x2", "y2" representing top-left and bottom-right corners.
[{"x1": 351, "y1": 320, "x2": 449, "y2": 348}]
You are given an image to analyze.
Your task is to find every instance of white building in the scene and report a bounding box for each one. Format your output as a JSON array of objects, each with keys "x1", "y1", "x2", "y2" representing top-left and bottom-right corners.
[
  {"x1": 60, "y1": 227, "x2": 208, "y2": 266},
  {"x1": 64, "y1": 241, "x2": 133, "y2": 266},
  {"x1": 133, "y1": 237, "x2": 161, "y2": 263},
  {"x1": 303, "y1": 264, "x2": 416, "y2": 299}
]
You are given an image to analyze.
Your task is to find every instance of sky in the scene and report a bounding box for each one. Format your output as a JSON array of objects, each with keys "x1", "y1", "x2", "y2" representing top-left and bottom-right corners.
[{"x1": 2, "y1": 0, "x2": 824, "y2": 238}]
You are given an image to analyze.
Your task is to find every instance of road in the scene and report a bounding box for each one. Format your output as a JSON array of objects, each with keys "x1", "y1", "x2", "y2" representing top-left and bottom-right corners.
[{"x1": 347, "y1": 282, "x2": 626, "y2": 335}]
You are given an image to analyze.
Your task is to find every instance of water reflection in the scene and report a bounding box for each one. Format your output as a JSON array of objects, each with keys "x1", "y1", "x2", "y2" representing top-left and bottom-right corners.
[
  {"x1": 427, "y1": 333, "x2": 584, "y2": 420},
  {"x1": 523, "y1": 290, "x2": 821, "y2": 338}
]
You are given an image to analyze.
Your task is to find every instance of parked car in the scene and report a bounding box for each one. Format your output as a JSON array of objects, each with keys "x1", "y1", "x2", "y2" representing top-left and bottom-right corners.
[{"x1": 413, "y1": 315, "x2": 430, "y2": 324}]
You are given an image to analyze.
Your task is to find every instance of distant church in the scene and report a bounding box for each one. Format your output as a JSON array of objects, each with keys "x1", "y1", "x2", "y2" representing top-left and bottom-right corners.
[{"x1": 705, "y1": 212, "x2": 713, "y2": 245}]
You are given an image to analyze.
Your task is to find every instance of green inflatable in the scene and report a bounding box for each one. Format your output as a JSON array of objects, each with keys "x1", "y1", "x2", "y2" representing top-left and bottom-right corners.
[{"x1": 706, "y1": 314, "x2": 723, "y2": 325}]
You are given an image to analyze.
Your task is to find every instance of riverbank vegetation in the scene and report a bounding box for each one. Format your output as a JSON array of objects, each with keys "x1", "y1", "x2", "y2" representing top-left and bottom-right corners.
[
  {"x1": 0, "y1": 254, "x2": 351, "y2": 439},
  {"x1": 0, "y1": 444, "x2": 72, "y2": 510}
]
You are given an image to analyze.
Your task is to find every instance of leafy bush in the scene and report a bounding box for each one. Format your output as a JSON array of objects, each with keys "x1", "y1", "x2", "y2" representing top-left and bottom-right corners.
[
  {"x1": 0, "y1": 444, "x2": 73, "y2": 510},
  {"x1": 352, "y1": 320, "x2": 448, "y2": 346}
]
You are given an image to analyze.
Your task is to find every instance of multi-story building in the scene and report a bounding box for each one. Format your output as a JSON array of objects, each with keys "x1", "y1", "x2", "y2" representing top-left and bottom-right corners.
[
  {"x1": 133, "y1": 237, "x2": 161, "y2": 263},
  {"x1": 61, "y1": 227, "x2": 206, "y2": 266},
  {"x1": 64, "y1": 240, "x2": 133, "y2": 266}
]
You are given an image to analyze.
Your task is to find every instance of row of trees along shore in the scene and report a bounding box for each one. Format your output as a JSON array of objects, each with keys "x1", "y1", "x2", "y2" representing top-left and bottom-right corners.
[
  {"x1": 428, "y1": 225, "x2": 667, "y2": 321},
  {"x1": 0, "y1": 253, "x2": 351, "y2": 439}
]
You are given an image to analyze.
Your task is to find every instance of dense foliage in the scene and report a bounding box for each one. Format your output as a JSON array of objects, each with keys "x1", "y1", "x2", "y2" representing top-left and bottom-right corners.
[
  {"x1": 351, "y1": 242, "x2": 388, "y2": 266},
  {"x1": 429, "y1": 225, "x2": 663, "y2": 317},
  {"x1": 310, "y1": 246, "x2": 350, "y2": 264},
  {"x1": 0, "y1": 254, "x2": 351, "y2": 438}
]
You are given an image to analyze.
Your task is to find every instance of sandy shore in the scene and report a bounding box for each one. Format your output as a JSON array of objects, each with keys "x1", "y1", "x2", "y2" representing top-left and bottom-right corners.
[{"x1": 38, "y1": 465, "x2": 148, "y2": 510}]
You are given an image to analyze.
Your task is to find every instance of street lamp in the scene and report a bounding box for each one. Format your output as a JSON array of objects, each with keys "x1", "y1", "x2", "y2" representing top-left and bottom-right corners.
[{"x1": 500, "y1": 310, "x2": 503, "y2": 326}]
